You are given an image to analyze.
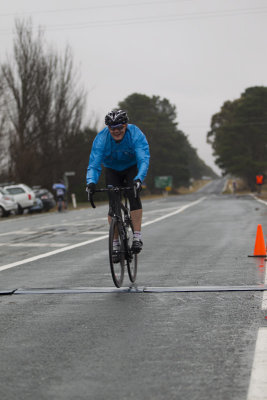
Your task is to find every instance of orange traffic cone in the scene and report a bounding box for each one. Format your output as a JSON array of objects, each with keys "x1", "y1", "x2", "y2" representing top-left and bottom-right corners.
[{"x1": 249, "y1": 224, "x2": 267, "y2": 257}]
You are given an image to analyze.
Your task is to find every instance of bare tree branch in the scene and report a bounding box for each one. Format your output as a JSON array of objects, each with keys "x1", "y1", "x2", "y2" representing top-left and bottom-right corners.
[{"x1": 0, "y1": 19, "x2": 86, "y2": 187}]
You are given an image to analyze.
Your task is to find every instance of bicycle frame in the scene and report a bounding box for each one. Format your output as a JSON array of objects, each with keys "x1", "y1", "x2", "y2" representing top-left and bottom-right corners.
[
  {"x1": 88, "y1": 185, "x2": 138, "y2": 286},
  {"x1": 104, "y1": 188, "x2": 133, "y2": 258},
  {"x1": 89, "y1": 186, "x2": 135, "y2": 248}
]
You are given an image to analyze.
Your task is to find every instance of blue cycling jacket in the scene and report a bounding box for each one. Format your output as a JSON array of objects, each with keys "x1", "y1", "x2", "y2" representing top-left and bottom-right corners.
[
  {"x1": 52, "y1": 183, "x2": 66, "y2": 197},
  {"x1": 86, "y1": 124, "x2": 150, "y2": 184}
]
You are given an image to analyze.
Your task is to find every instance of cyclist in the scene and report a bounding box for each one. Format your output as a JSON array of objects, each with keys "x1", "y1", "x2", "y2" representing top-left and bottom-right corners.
[
  {"x1": 52, "y1": 180, "x2": 67, "y2": 212},
  {"x1": 86, "y1": 109, "x2": 150, "y2": 255}
]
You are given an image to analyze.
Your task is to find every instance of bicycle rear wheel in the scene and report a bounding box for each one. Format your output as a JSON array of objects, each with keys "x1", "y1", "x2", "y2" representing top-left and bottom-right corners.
[
  {"x1": 109, "y1": 218, "x2": 125, "y2": 288},
  {"x1": 126, "y1": 220, "x2": 138, "y2": 283}
]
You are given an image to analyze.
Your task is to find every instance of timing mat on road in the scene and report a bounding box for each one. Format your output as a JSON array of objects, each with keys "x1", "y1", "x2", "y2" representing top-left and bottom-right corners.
[{"x1": 1, "y1": 285, "x2": 267, "y2": 295}]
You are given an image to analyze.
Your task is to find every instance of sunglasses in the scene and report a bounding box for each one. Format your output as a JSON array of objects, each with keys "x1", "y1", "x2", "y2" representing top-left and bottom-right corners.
[{"x1": 109, "y1": 125, "x2": 124, "y2": 131}]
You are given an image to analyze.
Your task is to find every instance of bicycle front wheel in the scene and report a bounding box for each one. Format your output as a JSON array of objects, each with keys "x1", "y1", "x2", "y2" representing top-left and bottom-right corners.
[
  {"x1": 109, "y1": 218, "x2": 125, "y2": 288},
  {"x1": 126, "y1": 220, "x2": 138, "y2": 283}
]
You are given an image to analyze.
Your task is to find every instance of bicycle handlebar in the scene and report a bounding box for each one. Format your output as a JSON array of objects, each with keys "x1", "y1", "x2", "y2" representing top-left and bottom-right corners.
[{"x1": 88, "y1": 186, "x2": 138, "y2": 209}]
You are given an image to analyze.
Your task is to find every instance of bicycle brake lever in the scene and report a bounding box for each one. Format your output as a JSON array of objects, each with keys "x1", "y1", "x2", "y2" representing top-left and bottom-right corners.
[{"x1": 88, "y1": 191, "x2": 96, "y2": 208}]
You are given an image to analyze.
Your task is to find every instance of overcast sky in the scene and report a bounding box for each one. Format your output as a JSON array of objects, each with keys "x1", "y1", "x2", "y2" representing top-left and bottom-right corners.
[{"x1": 1, "y1": 0, "x2": 267, "y2": 175}]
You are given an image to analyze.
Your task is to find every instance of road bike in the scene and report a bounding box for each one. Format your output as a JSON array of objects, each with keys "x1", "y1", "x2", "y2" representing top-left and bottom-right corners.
[
  {"x1": 55, "y1": 195, "x2": 67, "y2": 212},
  {"x1": 88, "y1": 186, "x2": 138, "y2": 288}
]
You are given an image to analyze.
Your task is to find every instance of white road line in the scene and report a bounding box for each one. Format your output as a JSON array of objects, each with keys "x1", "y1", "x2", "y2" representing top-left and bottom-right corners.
[
  {"x1": 0, "y1": 196, "x2": 205, "y2": 272},
  {"x1": 0, "y1": 230, "x2": 37, "y2": 236},
  {"x1": 0, "y1": 243, "x2": 69, "y2": 248},
  {"x1": 144, "y1": 206, "x2": 184, "y2": 214},
  {"x1": 253, "y1": 194, "x2": 267, "y2": 312},
  {"x1": 80, "y1": 231, "x2": 109, "y2": 235},
  {"x1": 247, "y1": 193, "x2": 267, "y2": 398},
  {"x1": 0, "y1": 235, "x2": 109, "y2": 272},
  {"x1": 250, "y1": 194, "x2": 267, "y2": 207},
  {"x1": 263, "y1": 265, "x2": 267, "y2": 311},
  {"x1": 247, "y1": 251, "x2": 267, "y2": 398},
  {"x1": 46, "y1": 218, "x2": 107, "y2": 227},
  {"x1": 142, "y1": 197, "x2": 206, "y2": 227},
  {"x1": 247, "y1": 328, "x2": 267, "y2": 400}
]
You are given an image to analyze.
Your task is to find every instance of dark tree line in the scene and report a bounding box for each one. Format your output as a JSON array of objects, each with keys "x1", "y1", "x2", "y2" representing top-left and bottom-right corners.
[
  {"x1": 119, "y1": 93, "x2": 216, "y2": 191},
  {"x1": 207, "y1": 86, "x2": 267, "y2": 189}
]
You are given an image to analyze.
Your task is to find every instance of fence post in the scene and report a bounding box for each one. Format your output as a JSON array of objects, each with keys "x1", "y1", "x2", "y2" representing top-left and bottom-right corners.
[{"x1": 71, "y1": 193, "x2": 77, "y2": 209}]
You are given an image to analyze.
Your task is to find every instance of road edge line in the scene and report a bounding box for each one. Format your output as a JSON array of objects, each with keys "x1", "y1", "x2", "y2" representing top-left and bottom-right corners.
[
  {"x1": 247, "y1": 327, "x2": 267, "y2": 400},
  {"x1": 250, "y1": 193, "x2": 267, "y2": 206},
  {"x1": 142, "y1": 196, "x2": 206, "y2": 227}
]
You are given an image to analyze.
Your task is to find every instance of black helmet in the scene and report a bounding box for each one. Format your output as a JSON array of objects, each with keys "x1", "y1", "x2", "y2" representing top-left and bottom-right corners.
[{"x1": 105, "y1": 109, "x2": 129, "y2": 127}]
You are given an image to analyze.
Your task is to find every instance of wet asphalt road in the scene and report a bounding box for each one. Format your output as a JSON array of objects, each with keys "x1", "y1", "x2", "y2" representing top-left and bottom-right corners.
[{"x1": 0, "y1": 178, "x2": 267, "y2": 400}]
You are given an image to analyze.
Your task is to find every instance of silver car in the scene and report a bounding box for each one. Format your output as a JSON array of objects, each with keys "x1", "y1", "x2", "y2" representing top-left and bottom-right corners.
[{"x1": 0, "y1": 188, "x2": 18, "y2": 217}]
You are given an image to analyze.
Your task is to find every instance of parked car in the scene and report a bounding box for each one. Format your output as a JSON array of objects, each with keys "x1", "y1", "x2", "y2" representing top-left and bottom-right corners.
[
  {"x1": 29, "y1": 197, "x2": 44, "y2": 213},
  {"x1": 0, "y1": 188, "x2": 18, "y2": 217},
  {"x1": 32, "y1": 188, "x2": 56, "y2": 211},
  {"x1": 4, "y1": 184, "x2": 35, "y2": 214}
]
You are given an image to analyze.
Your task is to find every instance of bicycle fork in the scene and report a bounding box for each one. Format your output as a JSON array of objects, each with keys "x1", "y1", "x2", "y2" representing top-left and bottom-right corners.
[{"x1": 115, "y1": 217, "x2": 133, "y2": 262}]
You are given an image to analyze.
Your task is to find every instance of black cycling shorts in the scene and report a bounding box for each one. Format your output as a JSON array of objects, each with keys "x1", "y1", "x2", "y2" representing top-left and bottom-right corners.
[
  {"x1": 105, "y1": 165, "x2": 142, "y2": 215},
  {"x1": 56, "y1": 195, "x2": 65, "y2": 202}
]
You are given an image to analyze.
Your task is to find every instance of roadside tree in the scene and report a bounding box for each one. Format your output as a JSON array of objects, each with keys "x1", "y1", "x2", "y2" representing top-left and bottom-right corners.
[
  {"x1": 119, "y1": 93, "x2": 216, "y2": 191},
  {"x1": 0, "y1": 19, "x2": 85, "y2": 188},
  {"x1": 207, "y1": 86, "x2": 267, "y2": 189}
]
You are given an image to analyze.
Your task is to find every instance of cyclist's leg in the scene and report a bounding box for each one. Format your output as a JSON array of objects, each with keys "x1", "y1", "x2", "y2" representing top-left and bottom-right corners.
[
  {"x1": 129, "y1": 208, "x2": 143, "y2": 253},
  {"x1": 123, "y1": 165, "x2": 142, "y2": 228},
  {"x1": 57, "y1": 196, "x2": 62, "y2": 212},
  {"x1": 105, "y1": 168, "x2": 124, "y2": 261},
  {"x1": 130, "y1": 209, "x2": 142, "y2": 231},
  {"x1": 124, "y1": 165, "x2": 143, "y2": 253}
]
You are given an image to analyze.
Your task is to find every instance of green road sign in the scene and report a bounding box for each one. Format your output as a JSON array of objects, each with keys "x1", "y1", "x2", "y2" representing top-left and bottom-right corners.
[{"x1": 154, "y1": 176, "x2": 173, "y2": 189}]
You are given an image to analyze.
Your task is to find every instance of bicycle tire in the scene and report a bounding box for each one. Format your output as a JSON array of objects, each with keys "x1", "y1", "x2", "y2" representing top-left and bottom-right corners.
[
  {"x1": 109, "y1": 218, "x2": 125, "y2": 288},
  {"x1": 126, "y1": 219, "x2": 138, "y2": 283}
]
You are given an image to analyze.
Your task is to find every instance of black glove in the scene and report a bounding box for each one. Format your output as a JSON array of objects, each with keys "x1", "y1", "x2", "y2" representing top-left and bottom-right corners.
[
  {"x1": 133, "y1": 179, "x2": 142, "y2": 192},
  {"x1": 86, "y1": 183, "x2": 96, "y2": 194}
]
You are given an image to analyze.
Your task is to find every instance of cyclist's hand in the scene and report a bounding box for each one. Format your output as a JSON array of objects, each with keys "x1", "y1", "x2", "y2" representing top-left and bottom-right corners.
[
  {"x1": 86, "y1": 183, "x2": 96, "y2": 194},
  {"x1": 133, "y1": 179, "x2": 142, "y2": 193},
  {"x1": 86, "y1": 183, "x2": 96, "y2": 207}
]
